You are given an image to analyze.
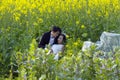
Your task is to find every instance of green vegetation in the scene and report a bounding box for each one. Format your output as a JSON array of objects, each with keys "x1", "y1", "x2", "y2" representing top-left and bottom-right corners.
[{"x1": 0, "y1": 0, "x2": 120, "y2": 79}]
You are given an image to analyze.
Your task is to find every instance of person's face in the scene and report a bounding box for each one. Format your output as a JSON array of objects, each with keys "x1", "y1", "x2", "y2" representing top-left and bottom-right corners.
[
  {"x1": 57, "y1": 35, "x2": 63, "y2": 44},
  {"x1": 51, "y1": 31, "x2": 60, "y2": 38}
]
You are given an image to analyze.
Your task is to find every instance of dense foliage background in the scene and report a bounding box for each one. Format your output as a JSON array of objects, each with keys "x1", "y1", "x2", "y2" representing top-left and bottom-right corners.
[{"x1": 0, "y1": 0, "x2": 120, "y2": 79}]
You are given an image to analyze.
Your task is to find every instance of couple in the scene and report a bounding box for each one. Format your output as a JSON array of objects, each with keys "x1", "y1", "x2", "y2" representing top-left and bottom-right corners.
[{"x1": 38, "y1": 26, "x2": 66, "y2": 60}]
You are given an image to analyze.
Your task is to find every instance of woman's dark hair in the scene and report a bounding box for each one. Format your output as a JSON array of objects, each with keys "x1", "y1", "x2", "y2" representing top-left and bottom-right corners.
[
  {"x1": 51, "y1": 26, "x2": 62, "y2": 33},
  {"x1": 54, "y1": 34, "x2": 66, "y2": 44}
]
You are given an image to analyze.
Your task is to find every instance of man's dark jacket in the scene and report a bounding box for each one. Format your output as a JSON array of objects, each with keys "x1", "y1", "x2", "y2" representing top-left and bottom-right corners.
[{"x1": 38, "y1": 31, "x2": 58, "y2": 48}]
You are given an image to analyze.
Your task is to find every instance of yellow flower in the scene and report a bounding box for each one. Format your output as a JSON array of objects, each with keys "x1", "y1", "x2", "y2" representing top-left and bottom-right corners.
[
  {"x1": 74, "y1": 42, "x2": 78, "y2": 46},
  {"x1": 97, "y1": 12, "x2": 101, "y2": 17},
  {"x1": 66, "y1": 34, "x2": 69, "y2": 38},
  {"x1": 105, "y1": 11, "x2": 109, "y2": 17},
  {"x1": 15, "y1": 16, "x2": 20, "y2": 21},
  {"x1": 38, "y1": 18, "x2": 43, "y2": 23},
  {"x1": 76, "y1": 21, "x2": 80, "y2": 25},
  {"x1": 87, "y1": 10, "x2": 91, "y2": 15},
  {"x1": 14, "y1": 13, "x2": 21, "y2": 21},
  {"x1": 81, "y1": 25, "x2": 85, "y2": 29},
  {"x1": 45, "y1": 48, "x2": 49, "y2": 53},
  {"x1": 31, "y1": 3, "x2": 36, "y2": 9},
  {"x1": 48, "y1": 8, "x2": 52, "y2": 13}
]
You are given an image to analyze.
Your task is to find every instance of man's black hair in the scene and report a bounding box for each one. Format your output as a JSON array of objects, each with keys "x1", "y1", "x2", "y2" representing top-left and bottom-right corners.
[{"x1": 51, "y1": 26, "x2": 62, "y2": 33}]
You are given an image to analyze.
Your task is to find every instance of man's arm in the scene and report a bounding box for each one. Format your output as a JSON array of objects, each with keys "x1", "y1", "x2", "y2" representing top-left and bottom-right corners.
[{"x1": 38, "y1": 33, "x2": 46, "y2": 48}]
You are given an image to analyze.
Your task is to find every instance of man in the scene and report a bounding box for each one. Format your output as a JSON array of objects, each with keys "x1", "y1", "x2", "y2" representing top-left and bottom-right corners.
[{"x1": 38, "y1": 26, "x2": 62, "y2": 49}]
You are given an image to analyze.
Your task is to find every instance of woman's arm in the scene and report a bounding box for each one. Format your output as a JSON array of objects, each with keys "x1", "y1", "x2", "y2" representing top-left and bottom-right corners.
[{"x1": 47, "y1": 49, "x2": 53, "y2": 55}]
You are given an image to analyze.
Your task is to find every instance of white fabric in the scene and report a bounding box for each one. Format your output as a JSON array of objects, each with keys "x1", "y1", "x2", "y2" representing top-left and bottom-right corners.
[
  {"x1": 82, "y1": 41, "x2": 94, "y2": 51},
  {"x1": 98, "y1": 32, "x2": 120, "y2": 52},
  {"x1": 54, "y1": 53, "x2": 59, "y2": 60},
  {"x1": 49, "y1": 35, "x2": 55, "y2": 46},
  {"x1": 51, "y1": 44, "x2": 64, "y2": 60},
  {"x1": 82, "y1": 32, "x2": 120, "y2": 52},
  {"x1": 51, "y1": 44, "x2": 64, "y2": 54}
]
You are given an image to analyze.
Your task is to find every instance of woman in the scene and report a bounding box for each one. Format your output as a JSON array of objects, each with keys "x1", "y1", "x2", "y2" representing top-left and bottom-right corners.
[{"x1": 47, "y1": 34, "x2": 66, "y2": 60}]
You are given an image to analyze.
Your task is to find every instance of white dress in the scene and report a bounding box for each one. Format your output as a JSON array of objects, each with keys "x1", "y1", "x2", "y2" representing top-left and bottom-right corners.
[{"x1": 51, "y1": 44, "x2": 64, "y2": 60}]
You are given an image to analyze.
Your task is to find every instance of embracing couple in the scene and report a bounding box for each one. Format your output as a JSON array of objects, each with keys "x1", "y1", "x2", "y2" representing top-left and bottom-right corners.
[{"x1": 38, "y1": 26, "x2": 66, "y2": 60}]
